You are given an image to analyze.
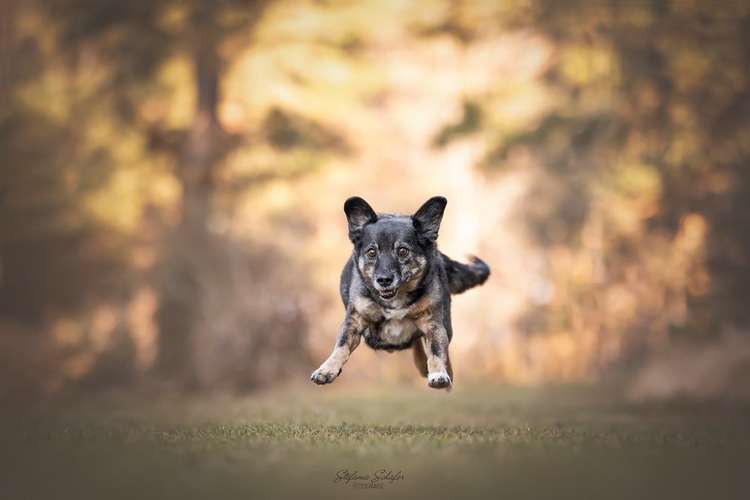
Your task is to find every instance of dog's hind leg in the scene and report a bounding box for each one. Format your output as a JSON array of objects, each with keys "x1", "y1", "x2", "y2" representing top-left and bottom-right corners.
[{"x1": 412, "y1": 339, "x2": 428, "y2": 378}]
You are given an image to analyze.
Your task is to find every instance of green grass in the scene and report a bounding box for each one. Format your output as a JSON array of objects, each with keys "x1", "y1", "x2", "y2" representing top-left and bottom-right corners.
[{"x1": 2, "y1": 384, "x2": 749, "y2": 499}]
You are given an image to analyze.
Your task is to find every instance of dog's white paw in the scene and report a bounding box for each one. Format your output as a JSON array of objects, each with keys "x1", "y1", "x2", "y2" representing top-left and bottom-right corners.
[
  {"x1": 427, "y1": 371, "x2": 452, "y2": 389},
  {"x1": 310, "y1": 365, "x2": 342, "y2": 385}
]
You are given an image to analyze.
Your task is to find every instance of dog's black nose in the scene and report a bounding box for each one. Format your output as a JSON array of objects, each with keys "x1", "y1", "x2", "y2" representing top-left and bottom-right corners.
[{"x1": 376, "y1": 276, "x2": 394, "y2": 287}]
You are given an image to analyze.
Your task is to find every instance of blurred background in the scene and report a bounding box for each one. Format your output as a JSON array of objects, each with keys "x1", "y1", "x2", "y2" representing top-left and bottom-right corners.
[{"x1": 3, "y1": 0, "x2": 750, "y2": 405}]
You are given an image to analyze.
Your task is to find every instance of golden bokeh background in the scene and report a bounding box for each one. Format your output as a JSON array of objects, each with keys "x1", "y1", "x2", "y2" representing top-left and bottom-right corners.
[{"x1": 3, "y1": 0, "x2": 750, "y2": 403}]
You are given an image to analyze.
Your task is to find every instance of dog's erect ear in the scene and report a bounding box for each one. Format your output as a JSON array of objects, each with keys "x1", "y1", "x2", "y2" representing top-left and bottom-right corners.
[
  {"x1": 412, "y1": 196, "x2": 447, "y2": 242},
  {"x1": 344, "y1": 196, "x2": 377, "y2": 243}
]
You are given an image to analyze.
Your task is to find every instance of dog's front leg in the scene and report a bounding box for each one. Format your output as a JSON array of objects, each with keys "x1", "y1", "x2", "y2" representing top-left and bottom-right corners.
[
  {"x1": 415, "y1": 314, "x2": 452, "y2": 389},
  {"x1": 310, "y1": 311, "x2": 364, "y2": 385}
]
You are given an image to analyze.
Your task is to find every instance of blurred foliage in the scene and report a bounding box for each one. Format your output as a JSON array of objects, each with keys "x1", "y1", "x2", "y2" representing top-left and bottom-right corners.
[
  {"x1": 459, "y1": 0, "x2": 750, "y2": 371},
  {"x1": 3, "y1": 0, "x2": 750, "y2": 401},
  {"x1": 0, "y1": 0, "x2": 338, "y2": 398},
  {"x1": 433, "y1": 100, "x2": 483, "y2": 147}
]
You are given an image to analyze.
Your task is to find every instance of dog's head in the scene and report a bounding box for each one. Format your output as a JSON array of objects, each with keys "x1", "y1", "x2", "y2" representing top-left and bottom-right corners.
[{"x1": 344, "y1": 196, "x2": 447, "y2": 302}]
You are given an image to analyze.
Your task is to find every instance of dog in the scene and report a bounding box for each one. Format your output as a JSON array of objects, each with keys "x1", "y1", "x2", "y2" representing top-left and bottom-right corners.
[{"x1": 310, "y1": 196, "x2": 490, "y2": 389}]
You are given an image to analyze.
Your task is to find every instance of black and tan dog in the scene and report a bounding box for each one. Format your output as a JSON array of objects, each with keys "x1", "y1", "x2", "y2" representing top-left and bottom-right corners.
[{"x1": 310, "y1": 196, "x2": 490, "y2": 389}]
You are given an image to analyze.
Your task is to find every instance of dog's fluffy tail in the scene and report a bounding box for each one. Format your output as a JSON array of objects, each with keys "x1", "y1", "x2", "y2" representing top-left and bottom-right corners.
[{"x1": 440, "y1": 253, "x2": 490, "y2": 295}]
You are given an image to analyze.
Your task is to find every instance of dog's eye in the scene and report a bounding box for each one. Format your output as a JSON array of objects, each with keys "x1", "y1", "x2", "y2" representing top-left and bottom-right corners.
[
  {"x1": 366, "y1": 248, "x2": 377, "y2": 259},
  {"x1": 397, "y1": 247, "x2": 409, "y2": 258}
]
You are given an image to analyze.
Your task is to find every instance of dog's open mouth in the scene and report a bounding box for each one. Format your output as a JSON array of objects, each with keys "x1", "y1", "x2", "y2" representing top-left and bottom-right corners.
[{"x1": 378, "y1": 288, "x2": 397, "y2": 299}]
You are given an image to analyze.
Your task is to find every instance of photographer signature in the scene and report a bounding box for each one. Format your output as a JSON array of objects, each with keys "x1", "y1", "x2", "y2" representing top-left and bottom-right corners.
[{"x1": 333, "y1": 469, "x2": 405, "y2": 489}]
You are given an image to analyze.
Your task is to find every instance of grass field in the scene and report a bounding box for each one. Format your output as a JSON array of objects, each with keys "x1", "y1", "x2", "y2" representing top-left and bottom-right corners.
[{"x1": 2, "y1": 384, "x2": 749, "y2": 500}]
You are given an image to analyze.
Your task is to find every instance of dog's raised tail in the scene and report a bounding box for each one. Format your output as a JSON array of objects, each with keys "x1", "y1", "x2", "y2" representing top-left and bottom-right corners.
[{"x1": 441, "y1": 253, "x2": 490, "y2": 295}]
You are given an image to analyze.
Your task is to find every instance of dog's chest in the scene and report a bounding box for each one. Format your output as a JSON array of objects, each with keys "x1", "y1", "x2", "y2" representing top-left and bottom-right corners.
[
  {"x1": 380, "y1": 317, "x2": 417, "y2": 344},
  {"x1": 366, "y1": 307, "x2": 419, "y2": 350}
]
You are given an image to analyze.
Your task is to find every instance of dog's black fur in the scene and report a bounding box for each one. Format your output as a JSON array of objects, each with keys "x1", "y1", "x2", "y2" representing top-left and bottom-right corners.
[{"x1": 311, "y1": 196, "x2": 489, "y2": 389}]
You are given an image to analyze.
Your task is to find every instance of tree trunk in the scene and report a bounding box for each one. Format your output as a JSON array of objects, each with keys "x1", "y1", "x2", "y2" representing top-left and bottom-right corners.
[
  {"x1": 180, "y1": 46, "x2": 222, "y2": 234},
  {"x1": 155, "y1": 46, "x2": 224, "y2": 386}
]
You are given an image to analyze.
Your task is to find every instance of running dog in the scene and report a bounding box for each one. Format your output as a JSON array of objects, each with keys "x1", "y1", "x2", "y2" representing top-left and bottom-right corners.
[{"x1": 310, "y1": 196, "x2": 490, "y2": 389}]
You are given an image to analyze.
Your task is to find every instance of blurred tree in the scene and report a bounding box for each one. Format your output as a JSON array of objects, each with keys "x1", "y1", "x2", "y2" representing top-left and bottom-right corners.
[
  {"x1": 1, "y1": 0, "x2": 334, "y2": 393},
  {"x1": 430, "y1": 0, "x2": 750, "y2": 374},
  {"x1": 25, "y1": 0, "x2": 278, "y2": 388},
  {"x1": 0, "y1": 0, "x2": 128, "y2": 322},
  {"x1": 523, "y1": 0, "x2": 750, "y2": 339}
]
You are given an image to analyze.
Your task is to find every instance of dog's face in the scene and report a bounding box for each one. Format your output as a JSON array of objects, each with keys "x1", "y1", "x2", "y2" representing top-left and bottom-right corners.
[{"x1": 344, "y1": 196, "x2": 447, "y2": 302}]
